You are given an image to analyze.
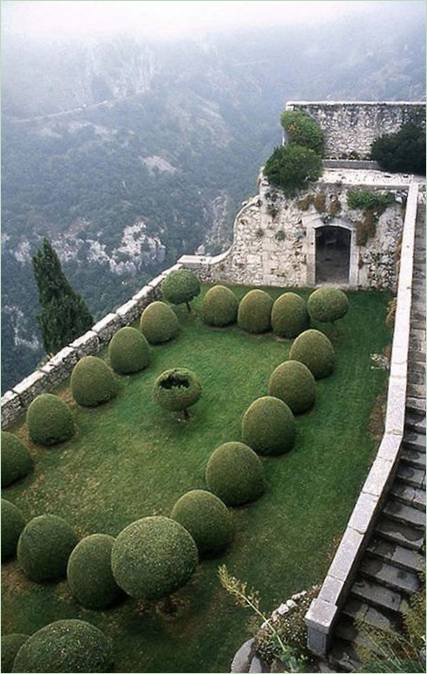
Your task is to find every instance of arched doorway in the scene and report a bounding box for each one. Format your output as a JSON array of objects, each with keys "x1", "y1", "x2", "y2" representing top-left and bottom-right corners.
[{"x1": 315, "y1": 226, "x2": 351, "y2": 283}]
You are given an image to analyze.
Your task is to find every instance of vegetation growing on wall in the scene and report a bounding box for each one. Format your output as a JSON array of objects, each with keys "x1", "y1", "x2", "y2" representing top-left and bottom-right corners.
[
  {"x1": 264, "y1": 144, "x2": 323, "y2": 196},
  {"x1": 371, "y1": 123, "x2": 426, "y2": 175},
  {"x1": 347, "y1": 190, "x2": 395, "y2": 246},
  {"x1": 281, "y1": 111, "x2": 325, "y2": 155}
]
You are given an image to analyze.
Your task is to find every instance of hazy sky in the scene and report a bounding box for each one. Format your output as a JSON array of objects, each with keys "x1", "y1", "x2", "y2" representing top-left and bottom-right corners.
[{"x1": 3, "y1": 0, "x2": 425, "y2": 41}]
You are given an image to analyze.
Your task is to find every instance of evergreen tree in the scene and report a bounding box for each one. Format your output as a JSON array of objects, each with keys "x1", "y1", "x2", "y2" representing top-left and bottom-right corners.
[{"x1": 32, "y1": 238, "x2": 93, "y2": 355}]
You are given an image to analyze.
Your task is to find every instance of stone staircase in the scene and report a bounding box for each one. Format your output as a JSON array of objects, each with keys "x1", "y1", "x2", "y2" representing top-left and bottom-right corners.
[{"x1": 327, "y1": 202, "x2": 426, "y2": 672}]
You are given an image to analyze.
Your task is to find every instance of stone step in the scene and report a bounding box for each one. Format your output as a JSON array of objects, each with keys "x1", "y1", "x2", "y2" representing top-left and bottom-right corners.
[
  {"x1": 408, "y1": 371, "x2": 426, "y2": 386},
  {"x1": 396, "y1": 463, "x2": 425, "y2": 489},
  {"x1": 401, "y1": 447, "x2": 426, "y2": 470},
  {"x1": 360, "y1": 557, "x2": 420, "y2": 595},
  {"x1": 328, "y1": 639, "x2": 360, "y2": 673},
  {"x1": 390, "y1": 481, "x2": 426, "y2": 511},
  {"x1": 375, "y1": 516, "x2": 425, "y2": 551},
  {"x1": 334, "y1": 616, "x2": 384, "y2": 656},
  {"x1": 411, "y1": 328, "x2": 426, "y2": 341},
  {"x1": 403, "y1": 429, "x2": 426, "y2": 449},
  {"x1": 383, "y1": 498, "x2": 426, "y2": 529},
  {"x1": 351, "y1": 576, "x2": 404, "y2": 614},
  {"x1": 408, "y1": 351, "x2": 426, "y2": 366},
  {"x1": 407, "y1": 383, "x2": 426, "y2": 400},
  {"x1": 366, "y1": 538, "x2": 424, "y2": 574},
  {"x1": 406, "y1": 397, "x2": 426, "y2": 415},
  {"x1": 342, "y1": 597, "x2": 397, "y2": 633},
  {"x1": 409, "y1": 320, "x2": 426, "y2": 331}
]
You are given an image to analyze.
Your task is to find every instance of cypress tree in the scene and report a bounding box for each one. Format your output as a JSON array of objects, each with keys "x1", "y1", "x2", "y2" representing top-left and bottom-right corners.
[{"x1": 32, "y1": 238, "x2": 93, "y2": 355}]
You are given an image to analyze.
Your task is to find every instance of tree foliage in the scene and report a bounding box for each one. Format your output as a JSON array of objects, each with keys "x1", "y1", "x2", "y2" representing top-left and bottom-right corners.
[
  {"x1": 263, "y1": 144, "x2": 323, "y2": 196},
  {"x1": 371, "y1": 123, "x2": 425, "y2": 175},
  {"x1": 281, "y1": 111, "x2": 324, "y2": 155}
]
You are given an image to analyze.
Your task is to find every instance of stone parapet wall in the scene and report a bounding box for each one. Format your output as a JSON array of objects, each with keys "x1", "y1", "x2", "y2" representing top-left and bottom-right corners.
[
  {"x1": 285, "y1": 101, "x2": 426, "y2": 159},
  {"x1": 1, "y1": 263, "x2": 182, "y2": 429}
]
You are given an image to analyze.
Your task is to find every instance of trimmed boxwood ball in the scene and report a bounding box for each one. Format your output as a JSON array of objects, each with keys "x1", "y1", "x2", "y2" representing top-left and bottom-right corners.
[
  {"x1": 2, "y1": 634, "x2": 29, "y2": 673},
  {"x1": 2, "y1": 499, "x2": 26, "y2": 561},
  {"x1": 237, "y1": 289, "x2": 273, "y2": 334},
  {"x1": 271, "y1": 292, "x2": 309, "y2": 338},
  {"x1": 67, "y1": 534, "x2": 123, "y2": 609},
  {"x1": 153, "y1": 368, "x2": 201, "y2": 417},
  {"x1": 108, "y1": 326, "x2": 150, "y2": 375},
  {"x1": 171, "y1": 489, "x2": 233, "y2": 555},
  {"x1": 140, "y1": 301, "x2": 179, "y2": 344},
  {"x1": 12, "y1": 619, "x2": 113, "y2": 673},
  {"x1": 205, "y1": 442, "x2": 265, "y2": 506},
  {"x1": 201, "y1": 285, "x2": 239, "y2": 327},
  {"x1": 307, "y1": 287, "x2": 349, "y2": 323},
  {"x1": 17, "y1": 514, "x2": 78, "y2": 582},
  {"x1": 1, "y1": 431, "x2": 33, "y2": 487},
  {"x1": 27, "y1": 394, "x2": 74, "y2": 446},
  {"x1": 111, "y1": 516, "x2": 198, "y2": 600},
  {"x1": 71, "y1": 356, "x2": 118, "y2": 407},
  {"x1": 268, "y1": 360, "x2": 316, "y2": 414},
  {"x1": 242, "y1": 396, "x2": 296, "y2": 456},
  {"x1": 161, "y1": 269, "x2": 200, "y2": 311},
  {"x1": 289, "y1": 329, "x2": 336, "y2": 379}
]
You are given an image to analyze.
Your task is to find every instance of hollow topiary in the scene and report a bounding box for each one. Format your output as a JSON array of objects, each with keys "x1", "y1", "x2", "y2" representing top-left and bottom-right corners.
[
  {"x1": 111, "y1": 516, "x2": 198, "y2": 600},
  {"x1": 307, "y1": 287, "x2": 349, "y2": 323},
  {"x1": 2, "y1": 499, "x2": 26, "y2": 561},
  {"x1": 67, "y1": 534, "x2": 123, "y2": 610},
  {"x1": 108, "y1": 326, "x2": 150, "y2": 375},
  {"x1": 205, "y1": 442, "x2": 265, "y2": 507},
  {"x1": 242, "y1": 396, "x2": 296, "y2": 456},
  {"x1": 237, "y1": 289, "x2": 273, "y2": 334},
  {"x1": 1, "y1": 432, "x2": 33, "y2": 487},
  {"x1": 1, "y1": 634, "x2": 29, "y2": 673},
  {"x1": 268, "y1": 361, "x2": 316, "y2": 414},
  {"x1": 26, "y1": 394, "x2": 74, "y2": 446},
  {"x1": 161, "y1": 269, "x2": 200, "y2": 312},
  {"x1": 171, "y1": 490, "x2": 233, "y2": 555},
  {"x1": 201, "y1": 285, "x2": 239, "y2": 327},
  {"x1": 153, "y1": 368, "x2": 201, "y2": 419},
  {"x1": 289, "y1": 329, "x2": 335, "y2": 379},
  {"x1": 271, "y1": 292, "x2": 309, "y2": 338},
  {"x1": 140, "y1": 301, "x2": 179, "y2": 344},
  {"x1": 71, "y1": 356, "x2": 118, "y2": 407},
  {"x1": 12, "y1": 619, "x2": 113, "y2": 673},
  {"x1": 17, "y1": 514, "x2": 78, "y2": 582}
]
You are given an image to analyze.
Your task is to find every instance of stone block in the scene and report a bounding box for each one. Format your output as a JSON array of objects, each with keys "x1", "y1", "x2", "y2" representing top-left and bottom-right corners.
[
  {"x1": 115, "y1": 298, "x2": 141, "y2": 325},
  {"x1": 348, "y1": 492, "x2": 378, "y2": 535},
  {"x1": 362, "y1": 457, "x2": 394, "y2": 498},
  {"x1": 231, "y1": 639, "x2": 254, "y2": 673},
  {"x1": 1, "y1": 390, "x2": 25, "y2": 429},
  {"x1": 377, "y1": 433, "x2": 402, "y2": 463},
  {"x1": 385, "y1": 376, "x2": 407, "y2": 434},
  {"x1": 13, "y1": 370, "x2": 49, "y2": 408},
  {"x1": 327, "y1": 528, "x2": 364, "y2": 583},
  {"x1": 92, "y1": 313, "x2": 123, "y2": 344},
  {"x1": 40, "y1": 346, "x2": 79, "y2": 388},
  {"x1": 318, "y1": 575, "x2": 344, "y2": 606},
  {"x1": 305, "y1": 599, "x2": 338, "y2": 656},
  {"x1": 70, "y1": 330, "x2": 101, "y2": 356}
]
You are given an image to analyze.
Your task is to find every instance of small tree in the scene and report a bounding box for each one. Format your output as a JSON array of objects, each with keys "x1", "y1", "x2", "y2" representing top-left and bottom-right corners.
[
  {"x1": 161, "y1": 270, "x2": 200, "y2": 312},
  {"x1": 152, "y1": 368, "x2": 201, "y2": 420},
  {"x1": 32, "y1": 239, "x2": 93, "y2": 355},
  {"x1": 371, "y1": 123, "x2": 425, "y2": 175},
  {"x1": 281, "y1": 110, "x2": 324, "y2": 155},
  {"x1": 263, "y1": 145, "x2": 323, "y2": 196}
]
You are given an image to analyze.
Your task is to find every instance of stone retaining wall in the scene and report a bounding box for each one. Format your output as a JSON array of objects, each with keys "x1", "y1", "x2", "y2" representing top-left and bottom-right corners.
[{"x1": 0, "y1": 263, "x2": 182, "y2": 429}]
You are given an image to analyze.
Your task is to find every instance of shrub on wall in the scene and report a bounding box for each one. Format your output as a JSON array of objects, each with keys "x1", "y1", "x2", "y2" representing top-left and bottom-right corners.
[
  {"x1": 271, "y1": 292, "x2": 309, "y2": 339},
  {"x1": 1, "y1": 499, "x2": 26, "y2": 561},
  {"x1": 12, "y1": 619, "x2": 113, "y2": 673},
  {"x1": 171, "y1": 490, "x2": 233, "y2": 555},
  {"x1": 238, "y1": 289, "x2": 273, "y2": 334},
  {"x1": 347, "y1": 190, "x2": 395, "y2": 246},
  {"x1": 281, "y1": 111, "x2": 324, "y2": 155},
  {"x1": 140, "y1": 301, "x2": 179, "y2": 344},
  {"x1": 71, "y1": 356, "x2": 118, "y2": 407},
  {"x1": 307, "y1": 288, "x2": 349, "y2": 323},
  {"x1": 152, "y1": 368, "x2": 201, "y2": 419},
  {"x1": 111, "y1": 516, "x2": 198, "y2": 600},
  {"x1": 17, "y1": 514, "x2": 78, "y2": 582},
  {"x1": 26, "y1": 394, "x2": 74, "y2": 446},
  {"x1": 1, "y1": 432, "x2": 33, "y2": 487},
  {"x1": 1, "y1": 634, "x2": 29, "y2": 673},
  {"x1": 201, "y1": 285, "x2": 239, "y2": 327},
  {"x1": 108, "y1": 327, "x2": 150, "y2": 375},
  {"x1": 263, "y1": 145, "x2": 323, "y2": 196},
  {"x1": 241, "y1": 396, "x2": 296, "y2": 456},
  {"x1": 161, "y1": 270, "x2": 200, "y2": 312},
  {"x1": 67, "y1": 534, "x2": 123, "y2": 610},
  {"x1": 268, "y1": 361, "x2": 316, "y2": 414},
  {"x1": 289, "y1": 329, "x2": 335, "y2": 379},
  {"x1": 205, "y1": 442, "x2": 265, "y2": 506},
  {"x1": 371, "y1": 123, "x2": 426, "y2": 175}
]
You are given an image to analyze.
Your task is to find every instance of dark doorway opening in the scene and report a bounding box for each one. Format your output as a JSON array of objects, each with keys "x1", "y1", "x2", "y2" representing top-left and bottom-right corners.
[{"x1": 315, "y1": 226, "x2": 351, "y2": 283}]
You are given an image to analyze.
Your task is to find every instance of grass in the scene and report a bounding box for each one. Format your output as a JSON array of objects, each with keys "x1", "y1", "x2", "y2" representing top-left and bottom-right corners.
[{"x1": 1, "y1": 285, "x2": 391, "y2": 673}]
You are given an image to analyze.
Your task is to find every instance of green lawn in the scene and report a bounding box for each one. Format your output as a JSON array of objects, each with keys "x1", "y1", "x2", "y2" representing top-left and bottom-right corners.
[{"x1": 2, "y1": 285, "x2": 391, "y2": 673}]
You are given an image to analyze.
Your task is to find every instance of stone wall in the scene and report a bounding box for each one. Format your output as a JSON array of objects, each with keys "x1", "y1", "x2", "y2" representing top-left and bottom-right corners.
[{"x1": 285, "y1": 101, "x2": 426, "y2": 159}]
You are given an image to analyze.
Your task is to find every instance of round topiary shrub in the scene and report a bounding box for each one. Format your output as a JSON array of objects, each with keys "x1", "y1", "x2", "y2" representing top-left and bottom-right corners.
[
  {"x1": 2, "y1": 634, "x2": 29, "y2": 673},
  {"x1": 161, "y1": 269, "x2": 201, "y2": 311},
  {"x1": 1, "y1": 432, "x2": 33, "y2": 487},
  {"x1": 111, "y1": 516, "x2": 198, "y2": 600},
  {"x1": 1, "y1": 499, "x2": 26, "y2": 561},
  {"x1": 67, "y1": 534, "x2": 123, "y2": 610},
  {"x1": 205, "y1": 442, "x2": 265, "y2": 506},
  {"x1": 307, "y1": 287, "x2": 349, "y2": 323},
  {"x1": 17, "y1": 514, "x2": 78, "y2": 582},
  {"x1": 171, "y1": 489, "x2": 233, "y2": 555},
  {"x1": 26, "y1": 394, "x2": 74, "y2": 446},
  {"x1": 271, "y1": 292, "x2": 309, "y2": 338},
  {"x1": 12, "y1": 619, "x2": 113, "y2": 673},
  {"x1": 108, "y1": 326, "x2": 150, "y2": 375},
  {"x1": 71, "y1": 356, "x2": 118, "y2": 407},
  {"x1": 140, "y1": 301, "x2": 179, "y2": 344},
  {"x1": 268, "y1": 360, "x2": 316, "y2": 414},
  {"x1": 289, "y1": 329, "x2": 335, "y2": 379},
  {"x1": 201, "y1": 285, "x2": 239, "y2": 327},
  {"x1": 237, "y1": 289, "x2": 273, "y2": 334},
  {"x1": 241, "y1": 396, "x2": 296, "y2": 456},
  {"x1": 153, "y1": 368, "x2": 201, "y2": 419}
]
